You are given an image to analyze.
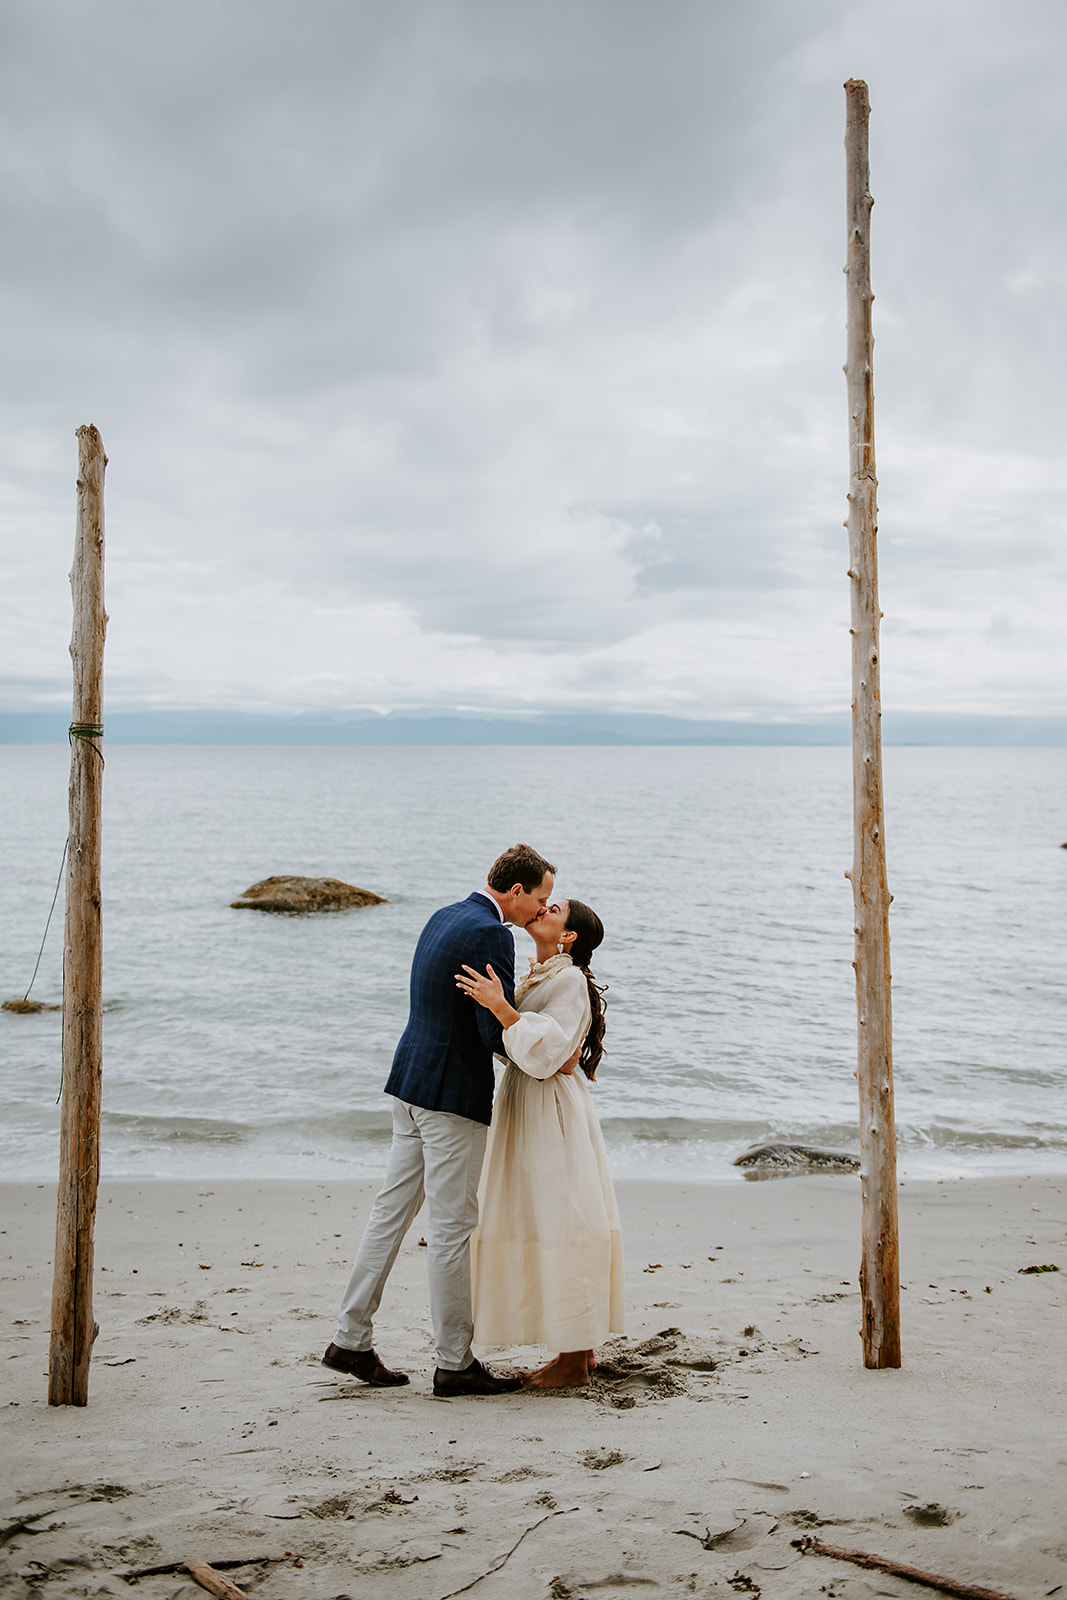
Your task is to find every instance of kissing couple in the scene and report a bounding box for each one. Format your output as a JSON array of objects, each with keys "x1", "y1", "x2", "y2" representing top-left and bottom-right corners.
[{"x1": 323, "y1": 843, "x2": 623, "y2": 1394}]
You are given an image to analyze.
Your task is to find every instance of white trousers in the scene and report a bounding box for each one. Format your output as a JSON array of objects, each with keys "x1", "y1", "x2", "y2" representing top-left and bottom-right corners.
[{"x1": 334, "y1": 1098, "x2": 488, "y2": 1372}]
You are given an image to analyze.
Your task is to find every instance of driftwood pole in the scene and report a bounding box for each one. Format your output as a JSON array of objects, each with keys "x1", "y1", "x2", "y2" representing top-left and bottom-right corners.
[
  {"x1": 49, "y1": 424, "x2": 108, "y2": 1406},
  {"x1": 843, "y1": 81, "x2": 900, "y2": 1369}
]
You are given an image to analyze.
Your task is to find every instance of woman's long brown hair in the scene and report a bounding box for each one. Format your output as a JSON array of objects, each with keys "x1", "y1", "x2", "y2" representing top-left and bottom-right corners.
[{"x1": 565, "y1": 899, "x2": 606, "y2": 1080}]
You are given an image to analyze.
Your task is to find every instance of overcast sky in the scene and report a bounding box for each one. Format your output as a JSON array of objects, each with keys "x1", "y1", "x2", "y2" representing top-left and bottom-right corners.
[{"x1": 2, "y1": 0, "x2": 1065, "y2": 723}]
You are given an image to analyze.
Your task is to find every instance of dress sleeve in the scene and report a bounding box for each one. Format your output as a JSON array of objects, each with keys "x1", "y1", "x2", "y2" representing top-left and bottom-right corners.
[{"x1": 503, "y1": 971, "x2": 590, "y2": 1081}]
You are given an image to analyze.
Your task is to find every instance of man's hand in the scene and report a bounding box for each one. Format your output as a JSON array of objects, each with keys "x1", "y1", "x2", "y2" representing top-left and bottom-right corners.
[{"x1": 555, "y1": 1046, "x2": 582, "y2": 1077}]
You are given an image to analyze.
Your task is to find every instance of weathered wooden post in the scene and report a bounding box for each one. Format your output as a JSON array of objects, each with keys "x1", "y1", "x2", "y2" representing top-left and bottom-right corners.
[
  {"x1": 49, "y1": 424, "x2": 107, "y2": 1406},
  {"x1": 843, "y1": 81, "x2": 900, "y2": 1369}
]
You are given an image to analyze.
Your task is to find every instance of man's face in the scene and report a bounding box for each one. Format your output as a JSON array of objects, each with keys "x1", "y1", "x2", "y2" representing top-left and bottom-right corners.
[{"x1": 502, "y1": 872, "x2": 555, "y2": 928}]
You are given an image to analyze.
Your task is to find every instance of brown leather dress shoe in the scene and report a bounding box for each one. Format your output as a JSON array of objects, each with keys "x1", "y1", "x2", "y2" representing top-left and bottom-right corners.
[
  {"x1": 432, "y1": 1357, "x2": 523, "y2": 1397},
  {"x1": 322, "y1": 1343, "x2": 409, "y2": 1386}
]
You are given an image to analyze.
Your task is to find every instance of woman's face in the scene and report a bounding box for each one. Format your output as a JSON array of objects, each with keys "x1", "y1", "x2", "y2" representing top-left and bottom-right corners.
[{"x1": 533, "y1": 898, "x2": 571, "y2": 945}]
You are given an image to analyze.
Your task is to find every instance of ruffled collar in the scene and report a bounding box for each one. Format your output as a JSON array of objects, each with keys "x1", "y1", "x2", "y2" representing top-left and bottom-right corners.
[{"x1": 515, "y1": 951, "x2": 573, "y2": 1002}]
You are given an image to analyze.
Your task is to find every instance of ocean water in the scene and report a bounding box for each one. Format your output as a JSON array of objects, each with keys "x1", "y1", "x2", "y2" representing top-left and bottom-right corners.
[{"x1": 1, "y1": 743, "x2": 1064, "y2": 1183}]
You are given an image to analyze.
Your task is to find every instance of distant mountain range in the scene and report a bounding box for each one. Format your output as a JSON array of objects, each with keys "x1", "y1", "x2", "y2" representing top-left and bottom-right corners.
[{"x1": 2, "y1": 709, "x2": 1065, "y2": 745}]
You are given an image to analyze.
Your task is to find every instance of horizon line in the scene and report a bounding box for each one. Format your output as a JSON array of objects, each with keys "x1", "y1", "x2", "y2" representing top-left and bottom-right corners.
[{"x1": 2, "y1": 707, "x2": 1066, "y2": 747}]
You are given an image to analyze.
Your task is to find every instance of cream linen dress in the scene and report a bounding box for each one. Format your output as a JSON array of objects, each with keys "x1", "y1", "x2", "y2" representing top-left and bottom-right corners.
[{"x1": 471, "y1": 953, "x2": 624, "y2": 1352}]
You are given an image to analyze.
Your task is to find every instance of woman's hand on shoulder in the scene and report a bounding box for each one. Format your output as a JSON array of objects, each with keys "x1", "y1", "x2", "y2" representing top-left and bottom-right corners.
[
  {"x1": 455, "y1": 963, "x2": 520, "y2": 1026},
  {"x1": 456, "y1": 962, "x2": 503, "y2": 1010}
]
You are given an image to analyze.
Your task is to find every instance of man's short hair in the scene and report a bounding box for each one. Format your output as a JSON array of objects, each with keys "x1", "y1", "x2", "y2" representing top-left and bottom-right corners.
[{"x1": 487, "y1": 843, "x2": 556, "y2": 894}]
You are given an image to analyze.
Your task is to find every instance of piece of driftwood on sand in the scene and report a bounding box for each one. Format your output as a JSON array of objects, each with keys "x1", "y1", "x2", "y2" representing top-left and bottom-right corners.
[
  {"x1": 794, "y1": 1535, "x2": 1019, "y2": 1600},
  {"x1": 844, "y1": 78, "x2": 900, "y2": 1371},
  {"x1": 185, "y1": 1561, "x2": 249, "y2": 1600},
  {"x1": 49, "y1": 423, "x2": 107, "y2": 1408},
  {"x1": 230, "y1": 875, "x2": 386, "y2": 912}
]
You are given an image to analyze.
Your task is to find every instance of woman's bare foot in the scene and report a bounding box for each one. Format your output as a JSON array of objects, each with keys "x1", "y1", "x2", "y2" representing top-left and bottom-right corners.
[{"x1": 523, "y1": 1350, "x2": 594, "y2": 1390}]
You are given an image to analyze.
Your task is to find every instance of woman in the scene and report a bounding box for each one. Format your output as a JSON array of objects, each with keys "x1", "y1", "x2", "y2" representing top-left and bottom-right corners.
[{"x1": 455, "y1": 898, "x2": 623, "y2": 1388}]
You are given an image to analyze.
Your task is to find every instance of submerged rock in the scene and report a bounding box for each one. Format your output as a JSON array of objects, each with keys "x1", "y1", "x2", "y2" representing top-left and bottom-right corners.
[
  {"x1": 230, "y1": 875, "x2": 387, "y2": 913},
  {"x1": 733, "y1": 1141, "x2": 860, "y2": 1171}
]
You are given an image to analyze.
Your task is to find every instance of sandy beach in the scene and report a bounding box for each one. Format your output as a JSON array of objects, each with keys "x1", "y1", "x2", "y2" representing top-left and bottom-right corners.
[{"x1": 2, "y1": 1173, "x2": 1064, "y2": 1599}]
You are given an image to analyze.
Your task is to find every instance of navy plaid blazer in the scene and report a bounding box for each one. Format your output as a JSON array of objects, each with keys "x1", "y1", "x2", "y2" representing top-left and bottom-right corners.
[{"x1": 384, "y1": 893, "x2": 517, "y2": 1125}]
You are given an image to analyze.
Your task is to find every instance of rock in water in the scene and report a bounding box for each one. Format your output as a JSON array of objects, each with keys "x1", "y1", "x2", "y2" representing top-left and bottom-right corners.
[
  {"x1": 733, "y1": 1141, "x2": 860, "y2": 1171},
  {"x1": 230, "y1": 876, "x2": 387, "y2": 913}
]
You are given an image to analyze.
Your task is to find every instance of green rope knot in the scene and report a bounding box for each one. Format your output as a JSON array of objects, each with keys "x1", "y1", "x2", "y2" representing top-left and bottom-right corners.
[{"x1": 68, "y1": 722, "x2": 104, "y2": 764}]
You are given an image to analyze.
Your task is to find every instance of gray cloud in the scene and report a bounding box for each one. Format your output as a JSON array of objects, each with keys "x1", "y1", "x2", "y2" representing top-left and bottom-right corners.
[{"x1": 2, "y1": 0, "x2": 1066, "y2": 718}]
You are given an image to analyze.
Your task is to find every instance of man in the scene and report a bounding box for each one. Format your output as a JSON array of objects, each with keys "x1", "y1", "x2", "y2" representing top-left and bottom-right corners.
[{"x1": 323, "y1": 843, "x2": 556, "y2": 1396}]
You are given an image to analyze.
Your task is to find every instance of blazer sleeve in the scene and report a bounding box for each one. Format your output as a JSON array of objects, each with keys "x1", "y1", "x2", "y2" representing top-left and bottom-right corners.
[
  {"x1": 472, "y1": 922, "x2": 516, "y2": 1056},
  {"x1": 502, "y1": 970, "x2": 590, "y2": 1080}
]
